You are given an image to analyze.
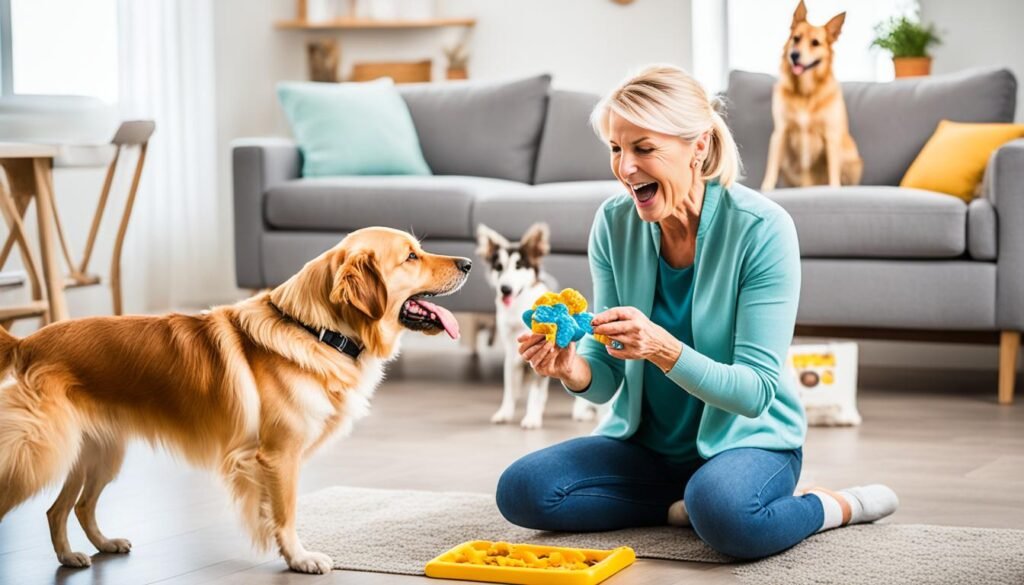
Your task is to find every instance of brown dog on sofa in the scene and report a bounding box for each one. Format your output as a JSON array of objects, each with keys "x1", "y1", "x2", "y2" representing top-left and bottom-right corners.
[{"x1": 762, "y1": 0, "x2": 863, "y2": 190}]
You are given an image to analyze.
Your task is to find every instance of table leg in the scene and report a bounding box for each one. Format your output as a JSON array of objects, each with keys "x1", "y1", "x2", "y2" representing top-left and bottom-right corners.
[{"x1": 32, "y1": 157, "x2": 69, "y2": 321}]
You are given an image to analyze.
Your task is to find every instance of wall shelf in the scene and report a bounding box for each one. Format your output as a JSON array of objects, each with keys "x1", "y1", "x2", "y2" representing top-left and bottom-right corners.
[{"x1": 275, "y1": 18, "x2": 476, "y2": 30}]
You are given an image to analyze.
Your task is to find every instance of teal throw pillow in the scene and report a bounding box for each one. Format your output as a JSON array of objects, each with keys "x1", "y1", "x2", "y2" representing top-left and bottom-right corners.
[{"x1": 277, "y1": 79, "x2": 432, "y2": 177}]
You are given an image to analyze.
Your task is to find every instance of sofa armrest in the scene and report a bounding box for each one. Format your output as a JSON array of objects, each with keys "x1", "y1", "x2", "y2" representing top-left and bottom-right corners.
[
  {"x1": 232, "y1": 138, "x2": 301, "y2": 288},
  {"x1": 986, "y1": 138, "x2": 1024, "y2": 330}
]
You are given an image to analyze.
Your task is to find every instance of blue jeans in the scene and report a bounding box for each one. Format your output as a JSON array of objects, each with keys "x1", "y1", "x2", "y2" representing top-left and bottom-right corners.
[{"x1": 496, "y1": 436, "x2": 824, "y2": 559}]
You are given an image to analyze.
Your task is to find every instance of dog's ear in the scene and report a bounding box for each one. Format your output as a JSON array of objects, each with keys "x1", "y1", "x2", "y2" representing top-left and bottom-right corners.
[
  {"x1": 521, "y1": 222, "x2": 551, "y2": 262},
  {"x1": 791, "y1": 0, "x2": 807, "y2": 28},
  {"x1": 330, "y1": 250, "x2": 387, "y2": 321},
  {"x1": 824, "y1": 11, "x2": 846, "y2": 42},
  {"x1": 476, "y1": 224, "x2": 508, "y2": 260}
]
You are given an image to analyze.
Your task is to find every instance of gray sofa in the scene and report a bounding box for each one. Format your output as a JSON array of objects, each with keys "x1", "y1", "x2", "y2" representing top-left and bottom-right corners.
[{"x1": 233, "y1": 68, "x2": 1021, "y2": 403}]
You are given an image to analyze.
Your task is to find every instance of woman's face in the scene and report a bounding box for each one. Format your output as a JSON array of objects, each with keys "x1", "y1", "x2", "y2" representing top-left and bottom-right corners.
[{"x1": 606, "y1": 111, "x2": 705, "y2": 223}]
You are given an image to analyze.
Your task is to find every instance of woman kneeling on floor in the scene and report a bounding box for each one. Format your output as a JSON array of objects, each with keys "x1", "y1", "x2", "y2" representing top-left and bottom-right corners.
[{"x1": 496, "y1": 64, "x2": 898, "y2": 559}]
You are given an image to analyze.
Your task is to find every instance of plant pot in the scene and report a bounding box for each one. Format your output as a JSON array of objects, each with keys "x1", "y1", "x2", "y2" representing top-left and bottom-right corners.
[
  {"x1": 893, "y1": 57, "x2": 931, "y2": 78},
  {"x1": 446, "y1": 67, "x2": 468, "y2": 80}
]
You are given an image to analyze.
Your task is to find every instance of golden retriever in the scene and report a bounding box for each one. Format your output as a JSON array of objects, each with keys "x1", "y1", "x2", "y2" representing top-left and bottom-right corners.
[
  {"x1": 0, "y1": 227, "x2": 470, "y2": 574},
  {"x1": 761, "y1": 0, "x2": 863, "y2": 190}
]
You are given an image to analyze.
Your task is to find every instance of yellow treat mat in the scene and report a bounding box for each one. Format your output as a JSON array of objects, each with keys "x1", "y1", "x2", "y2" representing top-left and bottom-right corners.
[{"x1": 425, "y1": 540, "x2": 636, "y2": 585}]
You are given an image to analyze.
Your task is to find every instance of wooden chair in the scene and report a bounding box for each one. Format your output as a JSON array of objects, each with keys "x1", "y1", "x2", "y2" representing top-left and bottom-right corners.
[
  {"x1": 0, "y1": 166, "x2": 50, "y2": 328},
  {"x1": 51, "y1": 120, "x2": 155, "y2": 315},
  {"x1": 0, "y1": 121, "x2": 154, "y2": 324}
]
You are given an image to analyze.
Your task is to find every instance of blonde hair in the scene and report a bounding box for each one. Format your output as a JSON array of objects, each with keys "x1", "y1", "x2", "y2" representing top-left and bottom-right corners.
[{"x1": 591, "y1": 64, "x2": 742, "y2": 188}]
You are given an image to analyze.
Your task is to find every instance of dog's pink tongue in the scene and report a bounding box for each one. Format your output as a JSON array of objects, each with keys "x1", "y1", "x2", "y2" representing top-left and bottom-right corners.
[
  {"x1": 792, "y1": 63, "x2": 806, "y2": 75},
  {"x1": 415, "y1": 299, "x2": 460, "y2": 340}
]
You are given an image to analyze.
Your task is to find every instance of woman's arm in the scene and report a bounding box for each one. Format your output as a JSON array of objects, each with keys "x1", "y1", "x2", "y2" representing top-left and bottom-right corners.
[
  {"x1": 565, "y1": 203, "x2": 627, "y2": 404},
  {"x1": 665, "y1": 213, "x2": 801, "y2": 418}
]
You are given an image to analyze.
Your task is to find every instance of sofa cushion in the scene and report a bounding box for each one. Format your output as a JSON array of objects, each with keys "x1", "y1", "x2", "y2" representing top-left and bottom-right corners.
[
  {"x1": 264, "y1": 175, "x2": 524, "y2": 239},
  {"x1": 767, "y1": 186, "x2": 967, "y2": 258},
  {"x1": 276, "y1": 79, "x2": 431, "y2": 178},
  {"x1": 473, "y1": 181, "x2": 624, "y2": 253},
  {"x1": 798, "y1": 260, "x2": 995, "y2": 330},
  {"x1": 533, "y1": 90, "x2": 615, "y2": 184},
  {"x1": 725, "y1": 67, "x2": 1018, "y2": 188},
  {"x1": 397, "y1": 75, "x2": 551, "y2": 183},
  {"x1": 968, "y1": 197, "x2": 997, "y2": 261},
  {"x1": 900, "y1": 120, "x2": 1024, "y2": 201}
]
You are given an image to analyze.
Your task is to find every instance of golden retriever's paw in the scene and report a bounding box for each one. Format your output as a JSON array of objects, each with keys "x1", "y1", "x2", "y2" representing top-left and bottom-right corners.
[
  {"x1": 58, "y1": 551, "x2": 92, "y2": 568},
  {"x1": 98, "y1": 538, "x2": 132, "y2": 554},
  {"x1": 490, "y1": 407, "x2": 515, "y2": 424},
  {"x1": 520, "y1": 413, "x2": 543, "y2": 430},
  {"x1": 288, "y1": 551, "x2": 333, "y2": 574}
]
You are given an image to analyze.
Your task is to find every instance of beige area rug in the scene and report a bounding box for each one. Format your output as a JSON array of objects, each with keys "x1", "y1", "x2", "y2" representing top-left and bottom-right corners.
[{"x1": 297, "y1": 486, "x2": 1024, "y2": 585}]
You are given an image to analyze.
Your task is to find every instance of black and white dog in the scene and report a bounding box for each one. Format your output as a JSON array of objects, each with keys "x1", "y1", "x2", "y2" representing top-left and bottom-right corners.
[{"x1": 476, "y1": 223, "x2": 599, "y2": 429}]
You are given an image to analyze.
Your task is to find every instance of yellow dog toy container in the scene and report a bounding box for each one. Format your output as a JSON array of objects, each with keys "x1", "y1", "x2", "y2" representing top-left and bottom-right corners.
[{"x1": 425, "y1": 540, "x2": 636, "y2": 585}]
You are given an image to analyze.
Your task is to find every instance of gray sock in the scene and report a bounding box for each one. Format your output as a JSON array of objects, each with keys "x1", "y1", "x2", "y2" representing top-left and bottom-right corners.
[{"x1": 840, "y1": 484, "x2": 900, "y2": 524}]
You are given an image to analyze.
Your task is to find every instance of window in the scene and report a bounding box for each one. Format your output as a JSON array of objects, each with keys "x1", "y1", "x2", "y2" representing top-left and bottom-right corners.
[
  {"x1": 693, "y1": 0, "x2": 916, "y2": 93},
  {"x1": 1, "y1": 0, "x2": 118, "y2": 102}
]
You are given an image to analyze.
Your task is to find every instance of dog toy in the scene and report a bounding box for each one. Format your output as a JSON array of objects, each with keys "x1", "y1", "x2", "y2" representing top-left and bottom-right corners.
[
  {"x1": 522, "y1": 288, "x2": 612, "y2": 348},
  {"x1": 425, "y1": 540, "x2": 636, "y2": 584}
]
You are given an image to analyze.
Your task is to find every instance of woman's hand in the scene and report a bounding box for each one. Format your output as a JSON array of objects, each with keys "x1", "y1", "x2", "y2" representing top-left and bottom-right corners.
[
  {"x1": 517, "y1": 334, "x2": 591, "y2": 391},
  {"x1": 592, "y1": 307, "x2": 683, "y2": 373}
]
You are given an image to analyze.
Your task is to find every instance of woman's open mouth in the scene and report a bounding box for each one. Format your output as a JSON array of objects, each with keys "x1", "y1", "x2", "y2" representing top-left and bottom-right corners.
[
  {"x1": 399, "y1": 293, "x2": 460, "y2": 339},
  {"x1": 632, "y1": 181, "x2": 659, "y2": 205}
]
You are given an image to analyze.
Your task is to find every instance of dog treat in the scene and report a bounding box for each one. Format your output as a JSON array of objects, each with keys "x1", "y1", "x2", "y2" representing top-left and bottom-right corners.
[
  {"x1": 450, "y1": 542, "x2": 593, "y2": 570},
  {"x1": 426, "y1": 540, "x2": 637, "y2": 584},
  {"x1": 522, "y1": 288, "x2": 612, "y2": 348}
]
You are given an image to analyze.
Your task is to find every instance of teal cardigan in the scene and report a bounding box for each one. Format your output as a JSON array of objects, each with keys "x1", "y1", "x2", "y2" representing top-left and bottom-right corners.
[{"x1": 573, "y1": 180, "x2": 807, "y2": 458}]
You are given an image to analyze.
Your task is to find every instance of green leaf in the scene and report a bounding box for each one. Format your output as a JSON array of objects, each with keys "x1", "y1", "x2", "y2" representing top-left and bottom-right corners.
[{"x1": 870, "y1": 15, "x2": 942, "y2": 58}]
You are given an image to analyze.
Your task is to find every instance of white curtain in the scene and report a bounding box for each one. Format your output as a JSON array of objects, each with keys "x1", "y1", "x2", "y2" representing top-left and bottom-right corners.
[{"x1": 117, "y1": 0, "x2": 236, "y2": 313}]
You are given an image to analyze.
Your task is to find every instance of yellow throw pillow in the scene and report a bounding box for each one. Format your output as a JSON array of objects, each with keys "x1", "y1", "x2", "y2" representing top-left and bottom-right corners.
[{"x1": 900, "y1": 120, "x2": 1024, "y2": 201}]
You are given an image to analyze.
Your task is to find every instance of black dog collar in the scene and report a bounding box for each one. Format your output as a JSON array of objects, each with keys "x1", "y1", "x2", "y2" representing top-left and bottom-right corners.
[{"x1": 270, "y1": 302, "x2": 363, "y2": 360}]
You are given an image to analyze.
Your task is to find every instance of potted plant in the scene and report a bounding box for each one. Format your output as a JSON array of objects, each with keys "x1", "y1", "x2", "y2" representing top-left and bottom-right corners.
[{"x1": 871, "y1": 15, "x2": 942, "y2": 78}]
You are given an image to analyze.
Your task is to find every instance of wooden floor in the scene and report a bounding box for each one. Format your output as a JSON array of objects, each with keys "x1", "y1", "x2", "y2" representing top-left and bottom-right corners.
[{"x1": 0, "y1": 343, "x2": 1021, "y2": 585}]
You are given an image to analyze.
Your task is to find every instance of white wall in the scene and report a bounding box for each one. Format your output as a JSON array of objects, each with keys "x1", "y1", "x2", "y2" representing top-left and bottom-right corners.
[
  {"x1": 441, "y1": 0, "x2": 692, "y2": 93},
  {"x1": 920, "y1": 0, "x2": 1024, "y2": 122},
  {"x1": 212, "y1": 0, "x2": 692, "y2": 144}
]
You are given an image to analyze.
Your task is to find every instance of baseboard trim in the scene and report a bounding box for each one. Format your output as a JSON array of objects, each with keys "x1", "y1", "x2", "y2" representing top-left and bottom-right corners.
[{"x1": 859, "y1": 365, "x2": 1022, "y2": 396}]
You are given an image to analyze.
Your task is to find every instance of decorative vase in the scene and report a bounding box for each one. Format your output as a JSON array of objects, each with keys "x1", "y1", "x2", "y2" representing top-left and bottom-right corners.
[
  {"x1": 446, "y1": 67, "x2": 468, "y2": 80},
  {"x1": 307, "y1": 39, "x2": 341, "y2": 82},
  {"x1": 893, "y1": 57, "x2": 932, "y2": 78}
]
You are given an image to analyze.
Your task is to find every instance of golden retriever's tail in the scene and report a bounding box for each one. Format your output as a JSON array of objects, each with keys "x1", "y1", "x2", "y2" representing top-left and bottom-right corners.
[{"x1": 0, "y1": 358, "x2": 84, "y2": 521}]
